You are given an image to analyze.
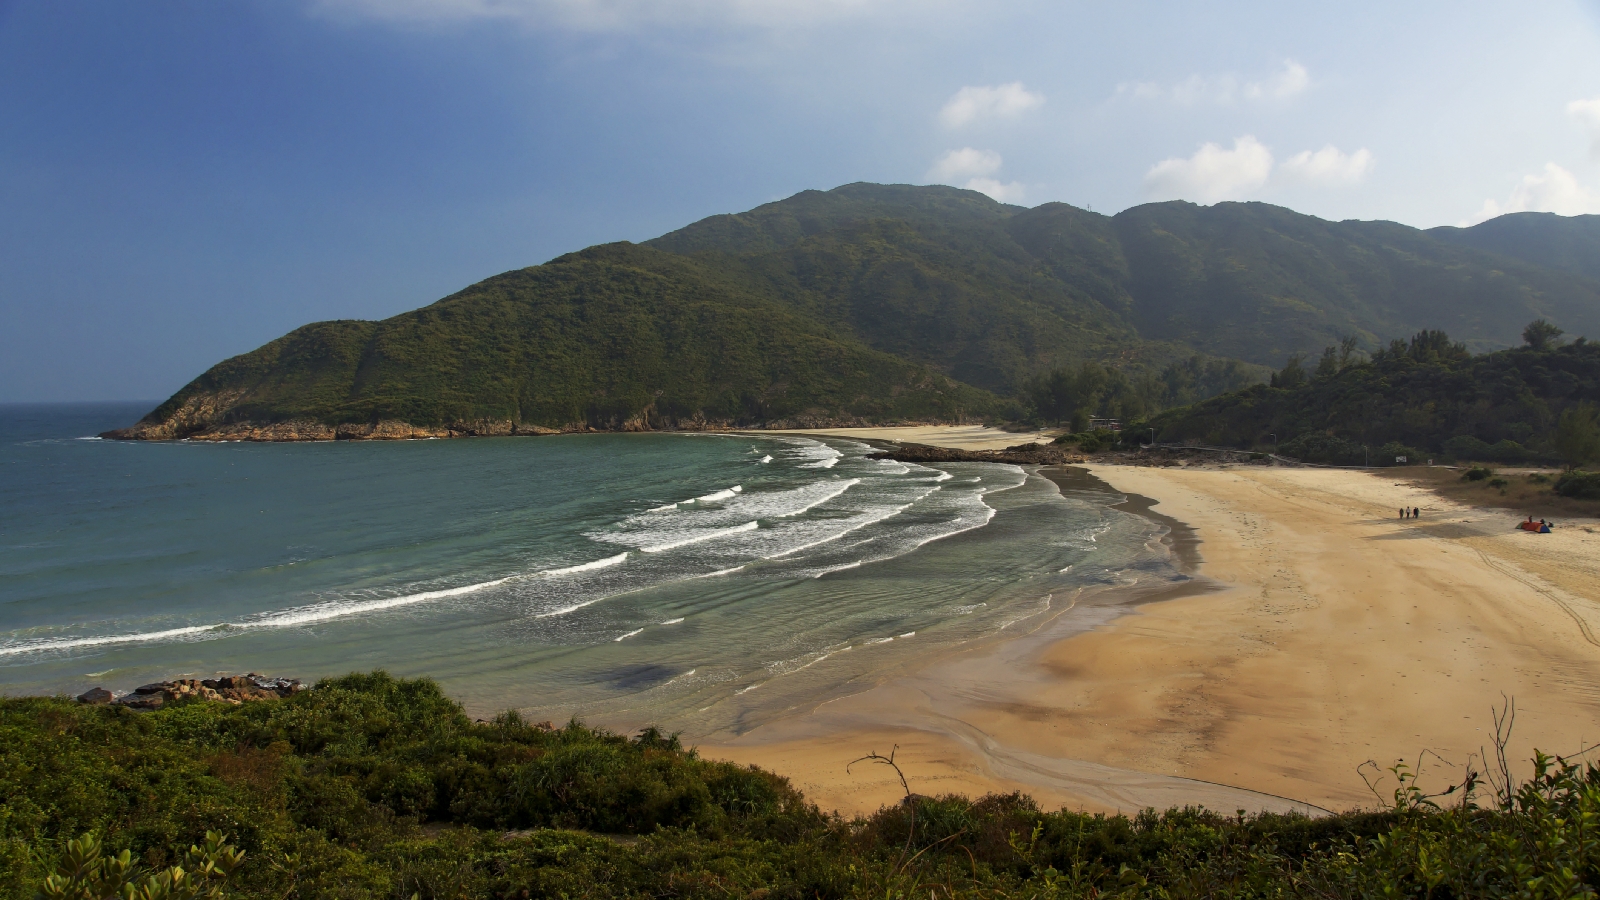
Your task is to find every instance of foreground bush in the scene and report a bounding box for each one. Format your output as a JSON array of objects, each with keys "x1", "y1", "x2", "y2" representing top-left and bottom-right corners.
[
  {"x1": 1556, "y1": 469, "x2": 1600, "y2": 500},
  {"x1": 5, "y1": 672, "x2": 1598, "y2": 898}
]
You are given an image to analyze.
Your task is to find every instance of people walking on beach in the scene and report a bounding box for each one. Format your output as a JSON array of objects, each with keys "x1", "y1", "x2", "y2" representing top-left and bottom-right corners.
[
  {"x1": 1400, "y1": 508, "x2": 1406, "y2": 519},
  {"x1": 1413, "y1": 507, "x2": 1420, "y2": 519}
]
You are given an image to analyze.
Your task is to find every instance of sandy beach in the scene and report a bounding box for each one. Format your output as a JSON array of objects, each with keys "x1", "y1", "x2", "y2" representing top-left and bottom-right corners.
[
  {"x1": 763, "y1": 424, "x2": 1054, "y2": 451},
  {"x1": 701, "y1": 455, "x2": 1600, "y2": 817}
]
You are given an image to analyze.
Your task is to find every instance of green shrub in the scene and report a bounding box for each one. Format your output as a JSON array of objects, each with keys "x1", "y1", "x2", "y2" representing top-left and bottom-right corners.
[
  {"x1": 1281, "y1": 432, "x2": 1365, "y2": 465},
  {"x1": 11, "y1": 673, "x2": 1600, "y2": 899},
  {"x1": 1462, "y1": 466, "x2": 1495, "y2": 482},
  {"x1": 1555, "y1": 469, "x2": 1600, "y2": 500},
  {"x1": 1377, "y1": 441, "x2": 1423, "y2": 466}
]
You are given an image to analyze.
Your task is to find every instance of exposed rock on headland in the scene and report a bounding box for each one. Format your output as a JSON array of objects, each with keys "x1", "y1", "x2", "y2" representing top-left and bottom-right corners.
[{"x1": 77, "y1": 673, "x2": 304, "y2": 709}]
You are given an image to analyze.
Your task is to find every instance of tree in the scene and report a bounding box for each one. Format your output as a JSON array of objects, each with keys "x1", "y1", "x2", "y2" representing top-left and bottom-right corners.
[
  {"x1": 1555, "y1": 402, "x2": 1600, "y2": 470},
  {"x1": 1523, "y1": 319, "x2": 1565, "y2": 351},
  {"x1": 1270, "y1": 354, "x2": 1307, "y2": 390},
  {"x1": 1315, "y1": 346, "x2": 1340, "y2": 379}
]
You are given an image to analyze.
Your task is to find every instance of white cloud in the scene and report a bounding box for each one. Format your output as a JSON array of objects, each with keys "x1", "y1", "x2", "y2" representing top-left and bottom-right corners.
[
  {"x1": 938, "y1": 82, "x2": 1045, "y2": 128},
  {"x1": 1279, "y1": 145, "x2": 1374, "y2": 185},
  {"x1": 312, "y1": 0, "x2": 898, "y2": 30},
  {"x1": 1144, "y1": 136, "x2": 1274, "y2": 202},
  {"x1": 927, "y1": 147, "x2": 1002, "y2": 181},
  {"x1": 1116, "y1": 59, "x2": 1308, "y2": 105},
  {"x1": 1570, "y1": 96, "x2": 1600, "y2": 157},
  {"x1": 1464, "y1": 163, "x2": 1600, "y2": 225},
  {"x1": 962, "y1": 178, "x2": 1027, "y2": 203},
  {"x1": 1244, "y1": 60, "x2": 1309, "y2": 100},
  {"x1": 926, "y1": 148, "x2": 1022, "y2": 202}
]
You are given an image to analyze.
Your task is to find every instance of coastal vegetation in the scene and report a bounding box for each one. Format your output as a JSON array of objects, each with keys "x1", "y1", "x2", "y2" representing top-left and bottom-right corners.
[
  {"x1": 7, "y1": 672, "x2": 1600, "y2": 899},
  {"x1": 108, "y1": 186, "x2": 1600, "y2": 441},
  {"x1": 1148, "y1": 325, "x2": 1600, "y2": 469}
]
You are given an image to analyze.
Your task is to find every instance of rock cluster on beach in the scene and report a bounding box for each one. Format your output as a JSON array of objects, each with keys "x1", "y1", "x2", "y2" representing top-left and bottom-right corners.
[{"x1": 77, "y1": 674, "x2": 304, "y2": 709}]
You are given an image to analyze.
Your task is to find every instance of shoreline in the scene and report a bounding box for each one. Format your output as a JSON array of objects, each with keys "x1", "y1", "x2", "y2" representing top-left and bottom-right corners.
[
  {"x1": 696, "y1": 462, "x2": 1328, "y2": 817},
  {"x1": 698, "y1": 460, "x2": 1600, "y2": 818}
]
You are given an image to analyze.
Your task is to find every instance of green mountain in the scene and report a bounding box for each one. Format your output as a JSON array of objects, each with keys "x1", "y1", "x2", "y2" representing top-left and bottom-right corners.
[
  {"x1": 1148, "y1": 331, "x2": 1600, "y2": 465},
  {"x1": 650, "y1": 185, "x2": 1600, "y2": 388},
  {"x1": 108, "y1": 183, "x2": 1600, "y2": 440},
  {"x1": 1430, "y1": 212, "x2": 1600, "y2": 282},
  {"x1": 109, "y1": 243, "x2": 992, "y2": 440}
]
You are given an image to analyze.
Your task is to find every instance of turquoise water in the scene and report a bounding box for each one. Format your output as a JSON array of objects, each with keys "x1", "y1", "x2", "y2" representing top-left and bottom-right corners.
[{"x1": 0, "y1": 404, "x2": 1177, "y2": 736}]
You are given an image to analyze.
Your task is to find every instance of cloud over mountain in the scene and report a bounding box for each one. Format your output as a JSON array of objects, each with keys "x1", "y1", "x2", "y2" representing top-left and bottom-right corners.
[
  {"x1": 1144, "y1": 136, "x2": 1274, "y2": 202},
  {"x1": 938, "y1": 83, "x2": 1045, "y2": 128},
  {"x1": 1465, "y1": 163, "x2": 1600, "y2": 225},
  {"x1": 926, "y1": 148, "x2": 1024, "y2": 202},
  {"x1": 1280, "y1": 145, "x2": 1374, "y2": 185},
  {"x1": 1145, "y1": 136, "x2": 1373, "y2": 203}
]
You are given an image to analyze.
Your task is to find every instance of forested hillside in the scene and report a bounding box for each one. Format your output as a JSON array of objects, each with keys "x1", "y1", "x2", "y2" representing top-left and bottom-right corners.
[
  {"x1": 652, "y1": 184, "x2": 1600, "y2": 386},
  {"x1": 1149, "y1": 326, "x2": 1600, "y2": 467},
  {"x1": 1431, "y1": 212, "x2": 1600, "y2": 282},
  {"x1": 109, "y1": 243, "x2": 993, "y2": 440}
]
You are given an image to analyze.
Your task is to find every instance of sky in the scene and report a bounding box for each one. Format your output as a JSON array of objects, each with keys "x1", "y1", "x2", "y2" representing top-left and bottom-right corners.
[{"x1": 3, "y1": 0, "x2": 1600, "y2": 402}]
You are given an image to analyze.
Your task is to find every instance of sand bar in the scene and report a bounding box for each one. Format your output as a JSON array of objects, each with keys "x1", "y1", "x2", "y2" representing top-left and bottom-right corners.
[
  {"x1": 701, "y1": 461, "x2": 1600, "y2": 817},
  {"x1": 759, "y1": 424, "x2": 1053, "y2": 451}
]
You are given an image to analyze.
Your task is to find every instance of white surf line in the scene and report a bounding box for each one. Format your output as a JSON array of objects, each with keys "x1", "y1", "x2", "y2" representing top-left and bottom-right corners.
[
  {"x1": 660, "y1": 617, "x2": 685, "y2": 625},
  {"x1": 898, "y1": 503, "x2": 999, "y2": 554},
  {"x1": 538, "y1": 553, "x2": 629, "y2": 577},
  {"x1": 641, "y1": 521, "x2": 758, "y2": 553},
  {"x1": 649, "y1": 485, "x2": 743, "y2": 512},
  {"x1": 759, "y1": 455, "x2": 773, "y2": 463},
  {"x1": 0, "y1": 553, "x2": 632, "y2": 657},
  {"x1": 900, "y1": 631, "x2": 915, "y2": 638},
  {"x1": 0, "y1": 623, "x2": 221, "y2": 657},
  {"x1": 787, "y1": 644, "x2": 852, "y2": 673},
  {"x1": 812, "y1": 560, "x2": 862, "y2": 578},
  {"x1": 764, "y1": 486, "x2": 939, "y2": 560},
  {"x1": 614, "y1": 628, "x2": 645, "y2": 642},
  {"x1": 662, "y1": 668, "x2": 697, "y2": 687},
  {"x1": 773, "y1": 478, "x2": 861, "y2": 517}
]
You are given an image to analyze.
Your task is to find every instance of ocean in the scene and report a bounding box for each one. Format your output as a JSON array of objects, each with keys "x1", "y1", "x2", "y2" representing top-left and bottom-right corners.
[{"x1": 0, "y1": 403, "x2": 1182, "y2": 737}]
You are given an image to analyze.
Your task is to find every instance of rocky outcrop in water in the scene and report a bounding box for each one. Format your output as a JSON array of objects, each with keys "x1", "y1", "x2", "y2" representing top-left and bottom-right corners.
[{"x1": 77, "y1": 674, "x2": 305, "y2": 709}]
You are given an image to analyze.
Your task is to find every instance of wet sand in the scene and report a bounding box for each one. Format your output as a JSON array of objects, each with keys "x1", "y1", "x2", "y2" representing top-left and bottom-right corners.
[{"x1": 700, "y1": 464, "x2": 1600, "y2": 817}]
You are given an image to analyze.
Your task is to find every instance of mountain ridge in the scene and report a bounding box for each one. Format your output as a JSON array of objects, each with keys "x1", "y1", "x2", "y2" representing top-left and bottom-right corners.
[{"x1": 106, "y1": 183, "x2": 1600, "y2": 441}]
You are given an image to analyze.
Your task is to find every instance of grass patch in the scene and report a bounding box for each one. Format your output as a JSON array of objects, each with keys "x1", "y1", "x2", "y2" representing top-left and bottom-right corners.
[{"x1": 1402, "y1": 465, "x2": 1600, "y2": 519}]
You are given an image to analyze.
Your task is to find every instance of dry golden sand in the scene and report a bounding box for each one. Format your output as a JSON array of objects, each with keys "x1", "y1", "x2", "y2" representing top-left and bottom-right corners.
[
  {"x1": 761, "y1": 424, "x2": 1053, "y2": 451},
  {"x1": 700, "y1": 461, "x2": 1600, "y2": 818}
]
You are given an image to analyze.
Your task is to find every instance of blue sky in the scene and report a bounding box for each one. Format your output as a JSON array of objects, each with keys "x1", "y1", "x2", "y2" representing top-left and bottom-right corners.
[{"x1": 3, "y1": 0, "x2": 1600, "y2": 402}]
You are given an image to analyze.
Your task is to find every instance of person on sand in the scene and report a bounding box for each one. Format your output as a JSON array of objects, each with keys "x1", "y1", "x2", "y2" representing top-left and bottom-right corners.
[
  {"x1": 1413, "y1": 507, "x2": 1420, "y2": 519},
  {"x1": 1400, "y1": 508, "x2": 1407, "y2": 519}
]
